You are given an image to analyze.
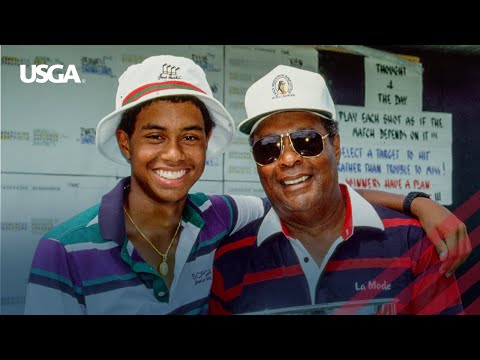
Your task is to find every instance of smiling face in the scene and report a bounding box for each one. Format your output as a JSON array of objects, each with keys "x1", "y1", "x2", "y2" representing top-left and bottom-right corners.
[
  {"x1": 252, "y1": 111, "x2": 341, "y2": 218},
  {"x1": 116, "y1": 99, "x2": 211, "y2": 206}
]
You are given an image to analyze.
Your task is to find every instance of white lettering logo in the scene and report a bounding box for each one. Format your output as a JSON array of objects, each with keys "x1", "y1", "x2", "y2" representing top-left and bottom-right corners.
[
  {"x1": 19, "y1": 64, "x2": 82, "y2": 84},
  {"x1": 355, "y1": 280, "x2": 392, "y2": 291}
]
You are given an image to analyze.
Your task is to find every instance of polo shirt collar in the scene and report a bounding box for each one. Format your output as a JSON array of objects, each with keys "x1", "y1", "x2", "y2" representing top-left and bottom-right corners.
[
  {"x1": 256, "y1": 182, "x2": 384, "y2": 246},
  {"x1": 98, "y1": 177, "x2": 205, "y2": 245},
  {"x1": 99, "y1": 177, "x2": 129, "y2": 245}
]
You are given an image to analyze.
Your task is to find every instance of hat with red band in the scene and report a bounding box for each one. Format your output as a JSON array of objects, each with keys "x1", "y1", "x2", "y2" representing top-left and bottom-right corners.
[{"x1": 96, "y1": 55, "x2": 235, "y2": 165}]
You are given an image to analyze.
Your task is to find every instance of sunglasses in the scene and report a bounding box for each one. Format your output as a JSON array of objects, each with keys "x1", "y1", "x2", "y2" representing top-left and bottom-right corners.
[{"x1": 251, "y1": 129, "x2": 330, "y2": 166}]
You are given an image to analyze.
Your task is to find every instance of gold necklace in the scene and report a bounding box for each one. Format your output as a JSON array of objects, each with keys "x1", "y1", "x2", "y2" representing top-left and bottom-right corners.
[{"x1": 123, "y1": 206, "x2": 182, "y2": 277}]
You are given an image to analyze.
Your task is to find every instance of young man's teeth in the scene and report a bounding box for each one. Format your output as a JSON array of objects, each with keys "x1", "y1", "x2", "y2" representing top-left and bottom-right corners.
[
  {"x1": 284, "y1": 175, "x2": 309, "y2": 185},
  {"x1": 156, "y1": 169, "x2": 187, "y2": 179}
]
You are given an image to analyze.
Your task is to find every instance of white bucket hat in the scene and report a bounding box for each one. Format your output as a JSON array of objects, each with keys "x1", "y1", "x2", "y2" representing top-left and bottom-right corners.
[
  {"x1": 96, "y1": 55, "x2": 235, "y2": 165},
  {"x1": 238, "y1": 65, "x2": 336, "y2": 135}
]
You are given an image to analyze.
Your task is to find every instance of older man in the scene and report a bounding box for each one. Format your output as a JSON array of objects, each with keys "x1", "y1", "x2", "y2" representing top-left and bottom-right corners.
[{"x1": 209, "y1": 65, "x2": 464, "y2": 315}]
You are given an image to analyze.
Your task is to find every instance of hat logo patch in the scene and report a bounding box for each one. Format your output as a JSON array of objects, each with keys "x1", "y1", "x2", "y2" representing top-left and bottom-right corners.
[
  {"x1": 272, "y1": 74, "x2": 293, "y2": 99},
  {"x1": 158, "y1": 63, "x2": 181, "y2": 80}
]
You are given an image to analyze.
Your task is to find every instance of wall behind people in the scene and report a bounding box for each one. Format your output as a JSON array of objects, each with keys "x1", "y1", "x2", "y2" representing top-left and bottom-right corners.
[{"x1": 420, "y1": 51, "x2": 480, "y2": 312}]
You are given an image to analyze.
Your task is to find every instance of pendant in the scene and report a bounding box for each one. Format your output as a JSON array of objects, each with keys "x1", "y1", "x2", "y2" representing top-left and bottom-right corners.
[{"x1": 159, "y1": 259, "x2": 169, "y2": 276}]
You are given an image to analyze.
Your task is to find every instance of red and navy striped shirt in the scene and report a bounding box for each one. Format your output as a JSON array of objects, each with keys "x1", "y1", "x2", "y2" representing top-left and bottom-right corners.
[{"x1": 209, "y1": 184, "x2": 463, "y2": 315}]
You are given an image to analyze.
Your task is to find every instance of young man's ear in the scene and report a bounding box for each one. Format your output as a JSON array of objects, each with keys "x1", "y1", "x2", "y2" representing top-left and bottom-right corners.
[{"x1": 116, "y1": 129, "x2": 131, "y2": 161}]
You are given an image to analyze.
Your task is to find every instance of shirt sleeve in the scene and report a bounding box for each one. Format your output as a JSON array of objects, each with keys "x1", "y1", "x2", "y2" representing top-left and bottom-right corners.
[
  {"x1": 404, "y1": 229, "x2": 464, "y2": 315},
  {"x1": 225, "y1": 195, "x2": 268, "y2": 236},
  {"x1": 24, "y1": 237, "x2": 86, "y2": 315}
]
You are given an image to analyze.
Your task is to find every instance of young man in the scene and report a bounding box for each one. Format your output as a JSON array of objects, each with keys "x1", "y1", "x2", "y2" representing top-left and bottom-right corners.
[
  {"x1": 25, "y1": 55, "x2": 469, "y2": 314},
  {"x1": 209, "y1": 65, "x2": 465, "y2": 315}
]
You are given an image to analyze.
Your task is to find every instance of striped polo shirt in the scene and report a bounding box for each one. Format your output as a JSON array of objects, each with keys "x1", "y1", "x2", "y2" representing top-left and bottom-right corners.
[
  {"x1": 24, "y1": 177, "x2": 266, "y2": 315},
  {"x1": 209, "y1": 184, "x2": 464, "y2": 315}
]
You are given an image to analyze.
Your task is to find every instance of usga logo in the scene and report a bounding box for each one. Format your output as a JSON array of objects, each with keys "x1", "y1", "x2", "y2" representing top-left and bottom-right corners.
[{"x1": 19, "y1": 64, "x2": 83, "y2": 84}]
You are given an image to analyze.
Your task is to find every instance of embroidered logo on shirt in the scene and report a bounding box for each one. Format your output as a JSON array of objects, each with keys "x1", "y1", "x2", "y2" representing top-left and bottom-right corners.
[
  {"x1": 191, "y1": 268, "x2": 212, "y2": 285},
  {"x1": 355, "y1": 280, "x2": 392, "y2": 291}
]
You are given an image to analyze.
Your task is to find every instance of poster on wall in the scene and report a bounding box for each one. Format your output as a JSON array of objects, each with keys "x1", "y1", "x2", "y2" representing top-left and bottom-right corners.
[
  {"x1": 1, "y1": 45, "x2": 224, "y2": 180},
  {"x1": 190, "y1": 180, "x2": 223, "y2": 195},
  {"x1": 336, "y1": 105, "x2": 452, "y2": 205},
  {"x1": 364, "y1": 56, "x2": 423, "y2": 112},
  {"x1": 224, "y1": 181, "x2": 266, "y2": 198},
  {"x1": 223, "y1": 45, "x2": 319, "y2": 182},
  {"x1": 1, "y1": 174, "x2": 119, "y2": 314}
]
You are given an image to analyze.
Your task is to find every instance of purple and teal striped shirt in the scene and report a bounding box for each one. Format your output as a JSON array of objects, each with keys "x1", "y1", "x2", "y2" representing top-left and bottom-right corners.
[{"x1": 24, "y1": 177, "x2": 266, "y2": 314}]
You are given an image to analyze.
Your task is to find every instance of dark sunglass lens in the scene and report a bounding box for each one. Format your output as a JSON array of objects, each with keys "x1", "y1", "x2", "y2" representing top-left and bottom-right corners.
[
  {"x1": 290, "y1": 130, "x2": 324, "y2": 157},
  {"x1": 253, "y1": 136, "x2": 281, "y2": 165}
]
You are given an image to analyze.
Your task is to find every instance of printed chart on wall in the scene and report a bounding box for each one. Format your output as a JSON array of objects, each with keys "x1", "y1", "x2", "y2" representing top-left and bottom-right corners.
[
  {"x1": 1, "y1": 45, "x2": 224, "y2": 181},
  {"x1": 336, "y1": 105, "x2": 452, "y2": 205},
  {"x1": 190, "y1": 180, "x2": 223, "y2": 195},
  {"x1": 1, "y1": 174, "x2": 118, "y2": 314},
  {"x1": 224, "y1": 182, "x2": 266, "y2": 198},
  {"x1": 223, "y1": 45, "x2": 319, "y2": 189}
]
